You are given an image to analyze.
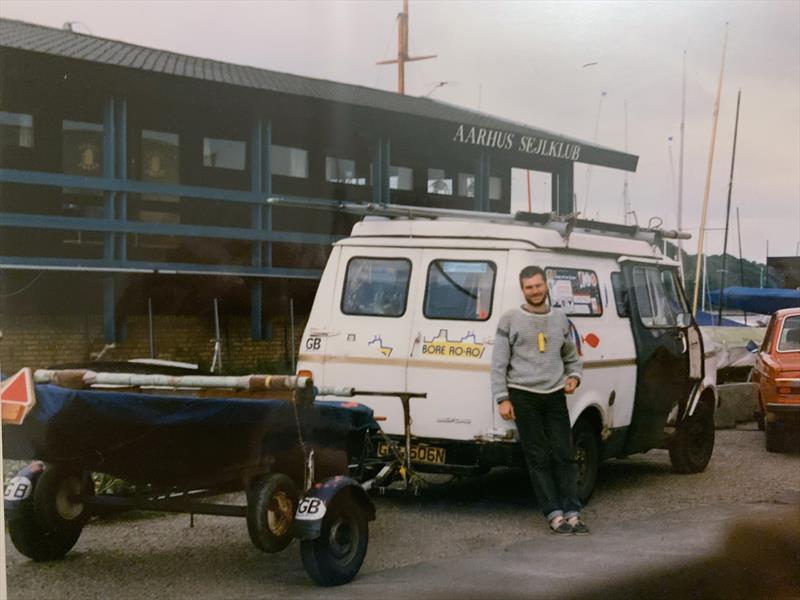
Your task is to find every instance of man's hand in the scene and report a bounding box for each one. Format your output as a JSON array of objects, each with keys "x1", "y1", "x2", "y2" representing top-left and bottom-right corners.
[
  {"x1": 498, "y1": 400, "x2": 515, "y2": 421},
  {"x1": 564, "y1": 377, "x2": 579, "y2": 395}
]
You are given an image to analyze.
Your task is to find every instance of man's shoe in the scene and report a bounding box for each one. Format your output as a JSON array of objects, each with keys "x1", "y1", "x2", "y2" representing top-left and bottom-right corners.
[
  {"x1": 549, "y1": 516, "x2": 572, "y2": 534},
  {"x1": 567, "y1": 517, "x2": 590, "y2": 535}
]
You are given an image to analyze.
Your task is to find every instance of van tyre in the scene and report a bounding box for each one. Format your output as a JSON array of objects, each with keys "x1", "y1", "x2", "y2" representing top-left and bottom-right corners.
[
  {"x1": 246, "y1": 473, "x2": 299, "y2": 553},
  {"x1": 8, "y1": 465, "x2": 93, "y2": 561},
  {"x1": 669, "y1": 401, "x2": 715, "y2": 473},
  {"x1": 573, "y1": 419, "x2": 599, "y2": 504},
  {"x1": 300, "y1": 490, "x2": 369, "y2": 586}
]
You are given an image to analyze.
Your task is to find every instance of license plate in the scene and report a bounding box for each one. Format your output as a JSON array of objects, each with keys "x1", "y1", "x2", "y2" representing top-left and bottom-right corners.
[{"x1": 377, "y1": 442, "x2": 446, "y2": 465}]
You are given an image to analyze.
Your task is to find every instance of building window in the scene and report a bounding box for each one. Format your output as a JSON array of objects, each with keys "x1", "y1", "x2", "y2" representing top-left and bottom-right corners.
[
  {"x1": 458, "y1": 173, "x2": 475, "y2": 198},
  {"x1": 272, "y1": 145, "x2": 308, "y2": 178},
  {"x1": 326, "y1": 157, "x2": 365, "y2": 185},
  {"x1": 424, "y1": 260, "x2": 496, "y2": 321},
  {"x1": 341, "y1": 257, "x2": 411, "y2": 317},
  {"x1": 427, "y1": 168, "x2": 452, "y2": 195},
  {"x1": 489, "y1": 176, "x2": 502, "y2": 200},
  {"x1": 389, "y1": 165, "x2": 413, "y2": 191},
  {"x1": 545, "y1": 267, "x2": 603, "y2": 316},
  {"x1": 63, "y1": 120, "x2": 103, "y2": 176},
  {"x1": 0, "y1": 111, "x2": 34, "y2": 150},
  {"x1": 142, "y1": 130, "x2": 180, "y2": 185},
  {"x1": 203, "y1": 137, "x2": 246, "y2": 170}
]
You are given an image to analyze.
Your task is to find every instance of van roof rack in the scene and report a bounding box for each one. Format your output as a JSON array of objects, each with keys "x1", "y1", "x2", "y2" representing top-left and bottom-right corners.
[{"x1": 266, "y1": 196, "x2": 690, "y2": 247}]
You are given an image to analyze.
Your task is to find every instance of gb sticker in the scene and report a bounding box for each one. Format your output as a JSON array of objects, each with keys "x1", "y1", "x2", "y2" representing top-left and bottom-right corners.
[
  {"x1": 295, "y1": 496, "x2": 327, "y2": 521},
  {"x1": 4, "y1": 476, "x2": 33, "y2": 501}
]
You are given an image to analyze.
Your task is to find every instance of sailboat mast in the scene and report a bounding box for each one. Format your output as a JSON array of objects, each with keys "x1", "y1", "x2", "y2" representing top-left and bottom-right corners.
[
  {"x1": 677, "y1": 49, "x2": 687, "y2": 283},
  {"x1": 692, "y1": 25, "x2": 729, "y2": 315},
  {"x1": 717, "y1": 89, "x2": 742, "y2": 326}
]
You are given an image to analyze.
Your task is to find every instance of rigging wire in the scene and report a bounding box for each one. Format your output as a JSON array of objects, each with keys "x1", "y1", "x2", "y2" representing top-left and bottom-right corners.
[
  {"x1": 374, "y1": 13, "x2": 401, "y2": 88},
  {"x1": 0, "y1": 271, "x2": 44, "y2": 298}
]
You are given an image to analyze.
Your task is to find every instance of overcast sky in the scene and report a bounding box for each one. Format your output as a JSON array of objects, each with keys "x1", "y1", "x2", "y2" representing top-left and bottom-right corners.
[{"x1": 3, "y1": 0, "x2": 799, "y2": 263}]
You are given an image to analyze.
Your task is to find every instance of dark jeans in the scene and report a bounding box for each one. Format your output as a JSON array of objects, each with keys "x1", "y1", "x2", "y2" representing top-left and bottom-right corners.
[{"x1": 510, "y1": 388, "x2": 581, "y2": 520}]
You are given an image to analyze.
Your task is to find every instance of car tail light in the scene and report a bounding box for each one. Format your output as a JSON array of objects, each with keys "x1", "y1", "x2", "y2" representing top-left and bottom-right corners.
[{"x1": 297, "y1": 369, "x2": 313, "y2": 379}]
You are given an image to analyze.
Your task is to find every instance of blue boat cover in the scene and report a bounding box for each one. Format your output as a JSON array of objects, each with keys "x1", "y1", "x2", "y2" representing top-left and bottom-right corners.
[
  {"x1": 2, "y1": 384, "x2": 377, "y2": 488},
  {"x1": 708, "y1": 287, "x2": 800, "y2": 314}
]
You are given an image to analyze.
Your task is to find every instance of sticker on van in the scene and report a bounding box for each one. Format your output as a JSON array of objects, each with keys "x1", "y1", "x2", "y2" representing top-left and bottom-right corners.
[{"x1": 421, "y1": 329, "x2": 485, "y2": 359}]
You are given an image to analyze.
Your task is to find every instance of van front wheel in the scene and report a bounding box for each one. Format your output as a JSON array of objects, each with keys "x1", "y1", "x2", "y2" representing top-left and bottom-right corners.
[
  {"x1": 669, "y1": 401, "x2": 715, "y2": 473},
  {"x1": 573, "y1": 419, "x2": 599, "y2": 504}
]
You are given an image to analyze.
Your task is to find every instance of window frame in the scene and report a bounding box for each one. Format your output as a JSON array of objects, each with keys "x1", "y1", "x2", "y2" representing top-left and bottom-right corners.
[
  {"x1": 423, "y1": 259, "x2": 497, "y2": 322},
  {"x1": 340, "y1": 256, "x2": 412, "y2": 318},
  {"x1": 544, "y1": 266, "x2": 604, "y2": 318}
]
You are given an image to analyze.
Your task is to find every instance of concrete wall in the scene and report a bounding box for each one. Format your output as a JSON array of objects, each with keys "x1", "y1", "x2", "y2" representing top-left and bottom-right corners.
[{"x1": 0, "y1": 314, "x2": 306, "y2": 375}]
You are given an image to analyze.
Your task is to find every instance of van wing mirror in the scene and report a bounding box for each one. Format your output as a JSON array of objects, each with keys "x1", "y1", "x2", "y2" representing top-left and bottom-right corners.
[{"x1": 745, "y1": 340, "x2": 759, "y2": 353}]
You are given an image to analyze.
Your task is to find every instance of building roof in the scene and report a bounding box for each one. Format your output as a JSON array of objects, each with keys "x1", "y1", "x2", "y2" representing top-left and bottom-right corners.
[{"x1": 0, "y1": 17, "x2": 637, "y2": 171}]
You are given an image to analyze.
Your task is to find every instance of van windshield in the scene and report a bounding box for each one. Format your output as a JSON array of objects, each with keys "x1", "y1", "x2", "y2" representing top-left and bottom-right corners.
[
  {"x1": 341, "y1": 257, "x2": 411, "y2": 317},
  {"x1": 632, "y1": 267, "x2": 687, "y2": 328}
]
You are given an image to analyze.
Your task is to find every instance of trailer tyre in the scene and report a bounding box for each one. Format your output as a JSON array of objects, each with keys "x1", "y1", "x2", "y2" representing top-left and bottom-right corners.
[
  {"x1": 300, "y1": 490, "x2": 369, "y2": 586},
  {"x1": 573, "y1": 419, "x2": 599, "y2": 504},
  {"x1": 8, "y1": 465, "x2": 93, "y2": 561},
  {"x1": 669, "y1": 400, "x2": 715, "y2": 473},
  {"x1": 247, "y1": 473, "x2": 299, "y2": 553}
]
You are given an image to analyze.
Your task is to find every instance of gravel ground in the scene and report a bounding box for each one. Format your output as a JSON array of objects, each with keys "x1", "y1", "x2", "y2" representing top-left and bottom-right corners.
[{"x1": 4, "y1": 424, "x2": 799, "y2": 599}]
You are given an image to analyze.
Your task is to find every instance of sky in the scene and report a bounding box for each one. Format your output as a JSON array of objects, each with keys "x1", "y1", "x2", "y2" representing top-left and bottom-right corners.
[{"x1": 2, "y1": 0, "x2": 799, "y2": 263}]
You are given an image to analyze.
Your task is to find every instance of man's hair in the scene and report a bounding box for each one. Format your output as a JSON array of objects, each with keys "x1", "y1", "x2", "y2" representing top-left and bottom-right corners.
[{"x1": 519, "y1": 266, "x2": 546, "y2": 286}]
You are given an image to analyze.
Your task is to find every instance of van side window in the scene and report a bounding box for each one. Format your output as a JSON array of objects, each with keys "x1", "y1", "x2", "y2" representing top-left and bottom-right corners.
[
  {"x1": 544, "y1": 268, "x2": 603, "y2": 316},
  {"x1": 341, "y1": 257, "x2": 411, "y2": 317},
  {"x1": 610, "y1": 272, "x2": 629, "y2": 317},
  {"x1": 632, "y1": 267, "x2": 687, "y2": 328},
  {"x1": 424, "y1": 260, "x2": 495, "y2": 321}
]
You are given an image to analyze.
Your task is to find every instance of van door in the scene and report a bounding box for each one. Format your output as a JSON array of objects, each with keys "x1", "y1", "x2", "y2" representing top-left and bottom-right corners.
[
  {"x1": 320, "y1": 246, "x2": 422, "y2": 416},
  {"x1": 621, "y1": 263, "x2": 704, "y2": 454},
  {"x1": 405, "y1": 250, "x2": 508, "y2": 440}
]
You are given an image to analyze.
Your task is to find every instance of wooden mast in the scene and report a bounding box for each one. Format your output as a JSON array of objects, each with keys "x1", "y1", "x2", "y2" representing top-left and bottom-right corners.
[
  {"x1": 376, "y1": 0, "x2": 437, "y2": 95},
  {"x1": 692, "y1": 24, "x2": 729, "y2": 315}
]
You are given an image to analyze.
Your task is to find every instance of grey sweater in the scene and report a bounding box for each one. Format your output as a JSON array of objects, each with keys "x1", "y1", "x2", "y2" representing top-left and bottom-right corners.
[{"x1": 490, "y1": 305, "x2": 583, "y2": 403}]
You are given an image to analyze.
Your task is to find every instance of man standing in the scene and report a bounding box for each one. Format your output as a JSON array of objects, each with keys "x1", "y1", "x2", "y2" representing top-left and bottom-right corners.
[{"x1": 491, "y1": 266, "x2": 588, "y2": 534}]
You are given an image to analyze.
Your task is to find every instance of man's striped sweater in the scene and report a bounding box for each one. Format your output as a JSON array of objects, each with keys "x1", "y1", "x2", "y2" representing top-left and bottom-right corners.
[{"x1": 490, "y1": 305, "x2": 583, "y2": 404}]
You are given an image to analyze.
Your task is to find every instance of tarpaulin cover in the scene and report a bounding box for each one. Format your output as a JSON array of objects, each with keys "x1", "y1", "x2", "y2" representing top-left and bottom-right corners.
[
  {"x1": 2, "y1": 384, "x2": 377, "y2": 488},
  {"x1": 708, "y1": 287, "x2": 800, "y2": 314}
]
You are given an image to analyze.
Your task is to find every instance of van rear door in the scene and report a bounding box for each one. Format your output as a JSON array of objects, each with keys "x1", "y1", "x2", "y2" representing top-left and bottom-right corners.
[
  {"x1": 621, "y1": 262, "x2": 704, "y2": 454},
  {"x1": 320, "y1": 246, "x2": 422, "y2": 424},
  {"x1": 405, "y1": 250, "x2": 508, "y2": 440}
]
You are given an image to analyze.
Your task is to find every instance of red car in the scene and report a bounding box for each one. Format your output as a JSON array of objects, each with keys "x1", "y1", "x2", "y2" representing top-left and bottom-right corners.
[{"x1": 751, "y1": 307, "x2": 800, "y2": 452}]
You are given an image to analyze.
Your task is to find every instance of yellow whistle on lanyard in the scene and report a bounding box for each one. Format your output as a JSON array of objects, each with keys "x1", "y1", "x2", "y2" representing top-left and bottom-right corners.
[{"x1": 538, "y1": 333, "x2": 546, "y2": 353}]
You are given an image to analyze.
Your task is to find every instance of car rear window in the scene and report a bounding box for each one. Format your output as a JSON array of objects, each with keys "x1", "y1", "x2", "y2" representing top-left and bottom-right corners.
[{"x1": 777, "y1": 315, "x2": 800, "y2": 352}]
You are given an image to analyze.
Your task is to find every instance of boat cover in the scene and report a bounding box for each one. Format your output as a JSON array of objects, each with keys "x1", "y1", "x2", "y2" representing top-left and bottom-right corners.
[
  {"x1": 709, "y1": 287, "x2": 800, "y2": 314},
  {"x1": 2, "y1": 384, "x2": 377, "y2": 487}
]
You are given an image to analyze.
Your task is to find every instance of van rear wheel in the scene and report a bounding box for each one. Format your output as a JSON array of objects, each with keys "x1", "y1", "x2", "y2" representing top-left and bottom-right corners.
[{"x1": 669, "y1": 401, "x2": 715, "y2": 473}]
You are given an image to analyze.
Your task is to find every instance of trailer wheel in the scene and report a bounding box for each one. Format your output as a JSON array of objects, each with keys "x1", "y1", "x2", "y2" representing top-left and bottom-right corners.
[
  {"x1": 8, "y1": 465, "x2": 93, "y2": 561},
  {"x1": 573, "y1": 419, "x2": 599, "y2": 504},
  {"x1": 246, "y1": 473, "x2": 299, "y2": 553},
  {"x1": 300, "y1": 490, "x2": 369, "y2": 586},
  {"x1": 669, "y1": 400, "x2": 715, "y2": 473}
]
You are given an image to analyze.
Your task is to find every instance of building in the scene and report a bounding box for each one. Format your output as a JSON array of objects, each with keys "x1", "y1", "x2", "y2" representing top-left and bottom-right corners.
[{"x1": 0, "y1": 18, "x2": 637, "y2": 372}]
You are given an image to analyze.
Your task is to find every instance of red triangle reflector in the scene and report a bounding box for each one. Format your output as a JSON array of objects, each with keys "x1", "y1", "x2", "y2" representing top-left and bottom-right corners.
[{"x1": 1, "y1": 368, "x2": 36, "y2": 425}]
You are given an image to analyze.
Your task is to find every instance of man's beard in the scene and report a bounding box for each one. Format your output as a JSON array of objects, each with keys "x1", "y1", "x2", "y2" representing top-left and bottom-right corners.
[{"x1": 527, "y1": 296, "x2": 547, "y2": 307}]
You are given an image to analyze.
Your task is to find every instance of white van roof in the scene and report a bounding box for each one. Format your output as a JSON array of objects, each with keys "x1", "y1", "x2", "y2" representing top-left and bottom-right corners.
[{"x1": 342, "y1": 218, "x2": 680, "y2": 264}]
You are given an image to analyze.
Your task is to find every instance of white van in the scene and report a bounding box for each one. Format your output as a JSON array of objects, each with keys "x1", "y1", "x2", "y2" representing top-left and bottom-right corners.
[{"x1": 297, "y1": 205, "x2": 716, "y2": 500}]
